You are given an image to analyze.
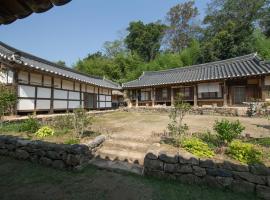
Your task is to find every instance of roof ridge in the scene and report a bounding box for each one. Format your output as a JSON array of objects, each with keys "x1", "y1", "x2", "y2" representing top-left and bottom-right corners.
[
  {"x1": 143, "y1": 53, "x2": 257, "y2": 76},
  {"x1": 0, "y1": 41, "x2": 103, "y2": 80}
]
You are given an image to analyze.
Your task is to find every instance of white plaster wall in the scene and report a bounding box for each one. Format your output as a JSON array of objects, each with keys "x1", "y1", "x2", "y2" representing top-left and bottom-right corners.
[
  {"x1": 69, "y1": 91, "x2": 80, "y2": 100},
  {"x1": 68, "y1": 101, "x2": 80, "y2": 109},
  {"x1": 36, "y1": 100, "x2": 50, "y2": 109},
  {"x1": 54, "y1": 100, "x2": 67, "y2": 109},
  {"x1": 30, "y1": 73, "x2": 42, "y2": 85},
  {"x1": 99, "y1": 95, "x2": 105, "y2": 101},
  {"x1": 99, "y1": 102, "x2": 106, "y2": 108},
  {"x1": 54, "y1": 89, "x2": 67, "y2": 99},
  {"x1": 106, "y1": 95, "x2": 112, "y2": 101},
  {"x1": 37, "y1": 87, "x2": 51, "y2": 98},
  {"x1": 106, "y1": 102, "x2": 112, "y2": 108},
  {"x1": 54, "y1": 78, "x2": 61, "y2": 88},
  {"x1": 43, "y1": 76, "x2": 52, "y2": 86},
  {"x1": 62, "y1": 80, "x2": 73, "y2": 90},
  {"x1": 18, "y1": 85, "x2": 35, "y2": 98},
  {"x1": 17, "y1": 99, "x2": 35, "y2": 110},
  {"x1": 18, "y1": 71, "x2": 28, "y2": 84}
]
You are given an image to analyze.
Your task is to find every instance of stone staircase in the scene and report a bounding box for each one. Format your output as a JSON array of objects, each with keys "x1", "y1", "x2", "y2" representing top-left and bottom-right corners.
[{"x1": 90, "y1": 133, "x2": 160, "y2": 174}]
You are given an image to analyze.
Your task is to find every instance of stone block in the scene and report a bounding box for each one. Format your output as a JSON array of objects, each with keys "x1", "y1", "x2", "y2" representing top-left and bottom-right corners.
[
  {"x1": 15, "y1": 149, "x2": 29, "y2": 160},
  {"x1": 193, "y1": 166, "x2": 206, "y2": 177},
  {"x1": 250, "y1": 164, "x2": 270, "y2": 176},
  {"x1": 40, "y1": 157, "x2": 52, "y2": 166},
  {"x1": 207, "y1": 168, "x2": 233, "y2": 177},
  {"x1": 200, "y1": 159, "x2": 216, "y2": 168},
  {"x1": 47, "y1": 151, "x2": 60, "y2": 160},
  {"x1": 178, "y1": 151, "x2": 199, "y2": 165},
  {"x1": 231, "y1": 180, "x2": 255, "y2": 193},
  {"x1": 52, "y1": 160, "x2": 65, "y2": 169},
  {"x1": 159, "y1": 151, "x2": 178, "y2": 164},
  {"x1": 164, "y1": 163, "x2": 178, "y2": 173},
  {"x1": 256, "y1": 185, "x2": 270, "y2": 200},
  {"x1": 221, "y1": 160, "x2": 249, "y2": 172},
  {"x1": 177, "y1": 174, "x2": 202, "y2": 185},
  {"x1": 234, "y1": 171, "x2": 266, "y2": 185},
  {"x1": 144, "y1": 158, "x2": 164, "y2": 171},
  {"x1": 177, "y1": 165, "x2": 193, "y2": 173}
]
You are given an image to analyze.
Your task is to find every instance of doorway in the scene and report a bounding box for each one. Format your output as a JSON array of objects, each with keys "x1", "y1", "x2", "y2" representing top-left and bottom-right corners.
[{"x1": 233, "y1": 86, "x2": 246, "y2": 104}]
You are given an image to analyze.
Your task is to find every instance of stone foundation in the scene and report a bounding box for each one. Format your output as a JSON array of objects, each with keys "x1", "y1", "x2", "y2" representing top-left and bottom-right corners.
[
  {"x1": 0, "y1": 135, "x2": 99, "y2": 170},
  {"x1": 144, "y1": 146, "x2": 270, "y2": 199}
]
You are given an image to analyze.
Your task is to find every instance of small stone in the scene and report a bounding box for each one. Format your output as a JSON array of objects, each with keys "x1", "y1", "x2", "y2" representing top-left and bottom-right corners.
[
  {"x1": 66, "y1": 154, "x2": 81, "y2": 166},
  {"x1": 216, "y1": 176, "x2": 233, "y2": 187},
  {"x1": 203, "y1": 175, "x2": 221, "y2": 188},
  {"x1": 231, "y1": 179, "x2": 255, "y2": 193},
  {"x1": 145, "y1": 147, "x2": 159, "y2": 160},
  {"x1": 193, "y1": 166, "x2": 206, "y2": 177},
  {"x1": 87, "y1": 135, "x2": 106, "y2": 149},
  {"x1": 144, "y1": 158, "x2": 164, "y2": 171},
  {"x1": 207, "y1": 168, "x2": 232, "y2": 177},
  {"x1": 52, "y1": 160, "x2": 65, "y2": 169},
  {"x1": 16, "y1": 139, "x2": 31, "y2": 147},
  {"x1": 256, "y1": 185, "x2": 270, "y2": 199},
  {"x1": 47, "y1": 151, "x2": 59, "y2": 160},
  {"x1": 234, "y1": 171, "x2": 266, "y2": 185},
  {"x1": 40, "y1": 157, "x2": 52, "y2": 166},
  {"x1": 177, "y1": 174, "x2": 202, "y2": 185},
  {"x1": 178, "y1": 151, "x2": 199, "y2": 165},
  {"x1": 221, "y1": 161, "x2": 249, "y2": 172},
  {"x1": 15, "y1": 149, "x2": 29, "y2": 160},
  {"x1": 177, "y1": 165, "x2": 193, "y2": 173},
  {"x1": 200, "y1": 159, "x2": 216, "y2": 168},
  {"x1": 250, "y1": 164, "x2": 270, "y2": 176},
  {"x1": 159, "y1": 151, "x2": 178, "y2": 164},
  {"x1": 164, "y1": 163, "x2": 177, "y2": 173}
]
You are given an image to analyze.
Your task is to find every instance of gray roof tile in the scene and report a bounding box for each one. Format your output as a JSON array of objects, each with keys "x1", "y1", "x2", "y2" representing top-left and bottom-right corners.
[
  {"x1": 123, "y1": 53, "x2": 270, "y2": 88},
  {"x1": 0, "y1": 41, "x2": 121, "y2": 89}
]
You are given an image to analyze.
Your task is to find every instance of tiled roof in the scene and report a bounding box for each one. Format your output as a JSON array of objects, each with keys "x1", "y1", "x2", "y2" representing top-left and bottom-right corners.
[
  {"x1": 0, "y1": 41, "x2": 121, "y2": 89},
  {"x1": 123, "y1": 54, "x2": 270, "y2": 88}
]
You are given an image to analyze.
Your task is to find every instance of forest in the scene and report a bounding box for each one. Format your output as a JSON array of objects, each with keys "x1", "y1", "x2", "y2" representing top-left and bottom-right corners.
[{"x1": 72, "y1": 0, "x2": 270, "y2": 84}]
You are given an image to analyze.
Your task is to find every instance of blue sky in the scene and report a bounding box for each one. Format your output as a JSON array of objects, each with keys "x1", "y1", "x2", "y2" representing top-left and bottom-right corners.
[{"x1": 0, "y1": 0, "x2": 210, "y2": 66}]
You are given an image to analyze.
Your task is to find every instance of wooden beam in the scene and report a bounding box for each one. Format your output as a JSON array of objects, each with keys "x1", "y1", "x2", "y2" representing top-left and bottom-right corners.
[
  {"x1": 171, "y1": 87, "x2": 174, "y2": 106},
  {"x1": 223, "y1": 80, "x2": 228, "y2": 107},
  {"x1": 49, "y1": 77, "x2": 54, "y2": 114},
  {"x1": 194, "y1": 85, "x2": 198, "y2": 107},
  {"x1": 136, "y1": 90, "x2": 139, "y2": 107},
  {"x1": 151, "y1": 88, "x2": 155, "y2": 107}
]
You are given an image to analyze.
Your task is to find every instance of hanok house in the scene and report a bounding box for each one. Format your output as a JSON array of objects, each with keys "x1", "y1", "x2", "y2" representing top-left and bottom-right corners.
[
  {"x1": 123, "y1": 53, "x2": 270, "y2": 107},
  {"x1": 0, "y1": 42, "x2": 121, "y2": 114}
]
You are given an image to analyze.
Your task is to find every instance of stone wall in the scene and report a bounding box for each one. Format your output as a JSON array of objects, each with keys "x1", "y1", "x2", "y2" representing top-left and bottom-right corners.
[
  {"x1": 0, "y1": 135, "x2": 93, "y2": 170},
  {"x1": 123, "y1": 107, "x2": 248, "y2": 117},
  {"x1": 144, "y1": 147, "x2": 270, "y2": 199}
]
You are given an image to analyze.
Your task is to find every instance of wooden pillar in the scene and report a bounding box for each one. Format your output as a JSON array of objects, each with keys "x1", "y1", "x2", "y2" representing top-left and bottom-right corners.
[
  {"x1": 194, "y1": 84, "x2": 198, "y2": 107},
  {"x1": 79, "y1": 83, "x2": 82, "y2": 108},
  {"x1": 223, "y1": 80, "x2": 228, "y2": 107},
  {"x1": 151, "y1": 88, "x2": 155, "y2": 107},
  {"x1": 13, "y1": 69, "x2": 18, "y2": 115},
  {"x1": 49, "y1": 77, "x2": 54, "y2": 114},
  {"x1": 171, "y1": 87, "x2": 174, "y2": 107},
  {"x1": 136, "y1": 90, "x2": 139, "y2": 107}
]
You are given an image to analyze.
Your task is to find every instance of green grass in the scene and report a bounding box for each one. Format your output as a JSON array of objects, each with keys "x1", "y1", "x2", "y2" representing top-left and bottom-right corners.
[
  {"x1": 248, "y1": 137, "x2": 270, "y2": 147},
  {"x1": 0, "y1": 156, "x2": 257, "y2": 200}
]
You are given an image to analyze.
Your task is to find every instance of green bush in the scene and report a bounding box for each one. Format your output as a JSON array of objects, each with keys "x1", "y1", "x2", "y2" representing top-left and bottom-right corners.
[
  {"x1": 213, "y1": 119, "x2": 245, "y2": 144},
  {"x1": 181, "y1": 137, "x2": 215, "y2": 158},
  {"x1": 52, "y1": 114, "x2": 74, "y2": 131},
  {"x1": 20, "y1": 116, "x2": 40, "y2": 133},
  {"x1": 64, "y1": 138, "x2": 80, "y2": 145},
  {"x1": 35, "y1": 126, "x2": 54, "y2": 138},
  {"x1": 227, "y1": 140, "x2": 263, "y2": 164},
  {"x1": 197, "y1": 130, "x2": 220, "y2": 148}
]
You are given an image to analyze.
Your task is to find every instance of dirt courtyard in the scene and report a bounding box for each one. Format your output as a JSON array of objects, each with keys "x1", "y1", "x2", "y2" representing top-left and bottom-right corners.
[{"x1": 93, "y1": 111, "x2": 270, "y2": 138}]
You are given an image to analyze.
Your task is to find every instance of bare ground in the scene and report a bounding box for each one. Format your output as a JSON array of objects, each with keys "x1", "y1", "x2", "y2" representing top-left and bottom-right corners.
[{"x1": 92, "y1": 111, "x2": 270, "y2": 138}]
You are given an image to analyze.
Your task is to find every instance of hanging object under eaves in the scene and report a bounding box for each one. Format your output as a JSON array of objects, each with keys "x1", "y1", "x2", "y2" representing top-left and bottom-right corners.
[{"x1": 0, "y1": 0, "x2": 71, "y2": 25}]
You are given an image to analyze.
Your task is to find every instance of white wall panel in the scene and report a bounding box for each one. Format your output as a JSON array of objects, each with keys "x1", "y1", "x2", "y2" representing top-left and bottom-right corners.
[
  {"x1": 106, "y1": 102, "x2": 112, "y2": 108},
  {"x1": 0, "y1": 71, "x2": 7, "y2": 83},
  {"x1": 62, "y1": 80, "x2": 73, "y2": 90},
  {"x1": 99, "y1": 102, "x2": 106, "y2": 108},
  {"x1": 30, "y1": 73, "x2": 42, "y2": 85},
  {"x1": 69, "y1": 91, "x2": 80, "y2": 100},
  {"x1": 54, "y1": 78, "x2": 61, "y2": 88},
  {"x1": 68, "y1": 101, "x2": 80, "y2": 109},
  {"x1": 18, "y1": 85, "x2": 35, "y2": 98},
  {"x1": 18, "y1": 71, "x2": 28, "y2": 84},
  {"x1": 37, "y1": 87, "x2": 51, "y2": 98},
  {"x1": 54, "y1": 89, "x2": 67, "y2": 99},
  {"x1": 36, "y1": 100, "x2": 50, "y2": 109},
  {"x1": 99, "y1": 95, "x2": 105, "y2": 101},
  {"x1": 7, "y1": 71, "x2": 13, "y2": 83},
  {"x1": 75, "y1": 82, "x2": 80, "y2": 91},
  {"x1": 106, "y1": 95, "x2": 112, "y2": 101},
  {"x1": 43, "y1": 76, "x2": 52, "y2": 86},
  {"x1": 17, "y1": 99, "x2": 34, "y2": 110},
  {"x1": 54, "y1": 100, "x2": 67, "y2": 109}
]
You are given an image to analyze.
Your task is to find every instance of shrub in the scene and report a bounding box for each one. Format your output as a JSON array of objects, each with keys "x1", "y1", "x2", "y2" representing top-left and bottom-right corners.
[
  {"x1": 213, "y1": 119, "x2": 245, "y2": 145},
  {"x1": 167, "y1": 94, "x2": 191, "y2": 138},
  {"x1": 64, "y1": 138, "x2": 80, "y2": 145},
  {"x1": 227, "y1": 140, "x2": 263, "y2": 164},
  {"x1": 35, "y1": 126, "x2": 54, "y2": 138},
  {"x1": 197, "y1": 130, "x2": 220, "y2": 148},
  {"x1": 181, "y1": 137, "x2": 215, "y2": 158},
  {"x1": 20, "y1": 115, "x2": 40, "y2": 133},
  {"x1": 52, "y1": 114, "x2": 74, "y2": 130},
  {"x1": 73, "y1": 108, "x2": 93, "y2": 138}
]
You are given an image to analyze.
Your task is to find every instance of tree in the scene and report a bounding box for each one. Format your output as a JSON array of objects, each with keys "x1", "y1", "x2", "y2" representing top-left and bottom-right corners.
[
  {"x1": 55, "y1": 60, "x2": 66, "y2": 67},
  {"x1": 260, "y1": 1, "x2": 270, "y2": 37},
  {"x1": 0, "y1": 83, "x2": 16, "y2": 127},
  {"x1": 103, "y1": 40, "x2": 126, "y2": 58},
  {"x1": 165, "y1": 1, "x2": 200, "y2": 52},
  {"x1": 201, "y1": 0, "x2": 267, "y2": 62},
  {"x1": 125, "y1": 21, "x2": 167, "y2": 62}
]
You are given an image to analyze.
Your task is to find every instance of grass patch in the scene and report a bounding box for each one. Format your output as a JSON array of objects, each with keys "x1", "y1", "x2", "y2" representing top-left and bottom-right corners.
[{"x1": 0, "y1": 156, "x2": 256, "y2": 200}]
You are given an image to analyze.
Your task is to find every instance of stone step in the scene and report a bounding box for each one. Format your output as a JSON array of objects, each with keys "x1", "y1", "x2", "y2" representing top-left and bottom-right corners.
[
  {"x1": 95, "y1": 146, "x2": 146, "y2": 165},
  {"x1": 109, "y1": 134, "x2": 160, "y2": 144},
  {"x1": 89, "y1": 157, "x2": 143, "y2": 175},
  {"x1": 103, "y1": 139, "x2": 150, "y2": 152}
]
